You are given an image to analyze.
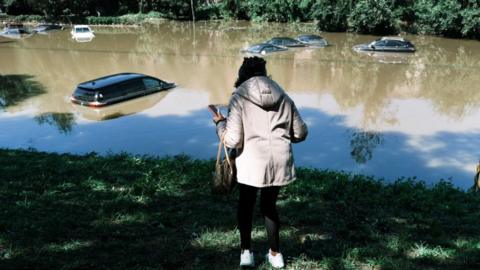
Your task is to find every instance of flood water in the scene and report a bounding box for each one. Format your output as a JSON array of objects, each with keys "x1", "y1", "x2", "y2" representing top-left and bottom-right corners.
[{"x1": 1, "y1": 21, "x2": 480, "y2": 189}]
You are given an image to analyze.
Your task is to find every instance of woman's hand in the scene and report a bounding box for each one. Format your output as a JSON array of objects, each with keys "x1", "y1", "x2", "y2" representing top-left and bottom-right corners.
[{"x1": 213, "y1": 113, "x2": 225, "y2": 124}]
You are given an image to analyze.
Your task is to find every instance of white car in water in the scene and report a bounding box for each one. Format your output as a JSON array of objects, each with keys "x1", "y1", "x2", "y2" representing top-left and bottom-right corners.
[{"x1": 70, "y1": 25, "x2": 95, "y2": 42}]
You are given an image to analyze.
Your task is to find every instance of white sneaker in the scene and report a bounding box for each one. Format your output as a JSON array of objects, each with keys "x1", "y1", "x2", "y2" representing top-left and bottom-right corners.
[
  {"x1": 266, "y1": 250, "x2": 285, "y2": 268},
  {"x1": 240, "y1": 249, "x2": 255, "y2": 267}
]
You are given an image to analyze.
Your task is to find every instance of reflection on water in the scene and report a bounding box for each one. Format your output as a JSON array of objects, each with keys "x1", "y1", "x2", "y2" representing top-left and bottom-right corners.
[
  {"x1": 34, "y1": 113, "x2": 75, "y2": 134},
  {"x1": 0, "y1": 21, "x2": 480, "y2": 188},
  {"x1": 0, "y1": 74, "x2": 46, "y2": 109},
  {"x1": 73, "y1": 91, "x2": 169, "y2": 121},
  {"x1": 353, "y1": 50, "x2": 414, "y2": 64},
  {"x1": 349, "y1": 131, "x2": 384, "y2": 164}
]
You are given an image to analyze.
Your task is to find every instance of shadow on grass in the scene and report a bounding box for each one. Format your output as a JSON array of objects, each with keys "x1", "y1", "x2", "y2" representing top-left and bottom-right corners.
[{"x1": 1, "y1": 149, "x2": 480, "y2": 269}]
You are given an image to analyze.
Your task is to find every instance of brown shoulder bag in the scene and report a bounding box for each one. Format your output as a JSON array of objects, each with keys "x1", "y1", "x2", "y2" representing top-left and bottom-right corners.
[{"x1": 212, "y1": 134, "x2": 237, "y2": 195}]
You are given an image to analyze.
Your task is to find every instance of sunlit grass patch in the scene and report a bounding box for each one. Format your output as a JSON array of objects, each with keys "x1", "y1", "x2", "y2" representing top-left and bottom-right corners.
[
  {"x1": 191, "y1": 228, "x2": 239, "y2": 250},
  {"x1": 284, "y1": 254, "x2": 329, "y2": 270},
  {"x1": 83, "y1": 177, "x2": 108, "y2": 192},
  {"x1": 407, "y1": 242, "x2": 455, "y2": 261},
  {"x1": 43, "y1": 240, "x2": 93, "y2": 252}
]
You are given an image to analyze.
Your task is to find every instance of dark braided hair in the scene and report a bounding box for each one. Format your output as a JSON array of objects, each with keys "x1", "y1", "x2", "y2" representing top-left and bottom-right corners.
[{"x1": 234, "y1": 57, "x2": 267, "y2": 88}]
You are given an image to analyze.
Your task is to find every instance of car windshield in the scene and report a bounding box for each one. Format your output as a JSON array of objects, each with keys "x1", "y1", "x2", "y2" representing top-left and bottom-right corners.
[
  {"x1": 76, "y1": 27, "x2": 91, "y2": 33},
  {"x1": 249, "y1": 45, "x2": 263, "y2": 53},
  {"x1": 302, "y1": 36, "x2": 321, "y2": 41}
]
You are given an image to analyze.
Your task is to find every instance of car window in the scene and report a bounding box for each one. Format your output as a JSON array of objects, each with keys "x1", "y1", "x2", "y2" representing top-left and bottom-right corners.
[
  {"x1": 77, "y1": 27, "x2": 90, "y2": 33},
  {"x1": 386, "y1": 40, "x2": 402, "y2": 46},
  {"x1": 264, "y1": 46, "x2": 279, "y2": 53},
  {"x1": 123, "y1": 79, "x2": 144, "y2": 93},
  {"x1": 375, "y1": 40, "x2": 387, "y2": 46},
  {"x1": 264, "y1": 46, "x2": 273, "y2": 53},
  {"x1": 250, "y1": 45, "x2": 262, "y2": 53},
  {"x1": 143, "y1": 78, "x2": 161, "y2": 90},
  {"x1": 270, "y1": 39, "x2": 281, "y2": 45}
]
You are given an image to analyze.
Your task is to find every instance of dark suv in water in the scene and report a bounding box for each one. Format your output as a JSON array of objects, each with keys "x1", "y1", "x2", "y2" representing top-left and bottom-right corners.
[
  {"x1": 265, "y1": 37, "x2": 306, "y2": 48},
  {"x1": 71, "y1": 73, "x2": 175, "y2": 107},
  {"x1": 353, "y1": 37, "x2": 416, "y2": 53}
]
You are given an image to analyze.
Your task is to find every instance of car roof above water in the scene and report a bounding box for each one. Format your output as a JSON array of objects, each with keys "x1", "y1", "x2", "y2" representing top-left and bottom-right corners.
[
  {"x1": 380, "y1": 36, "x2": 408, "y2": 42},
  {"x1": 78, "y1": 73, "x2": 148, "y2": 91},
  {"x1": 74, "y1": 25, "x2": 91, "y2": 29}
]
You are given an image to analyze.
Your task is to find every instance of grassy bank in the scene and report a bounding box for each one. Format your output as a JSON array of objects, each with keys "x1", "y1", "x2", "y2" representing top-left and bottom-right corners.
[{"x1": 1, "y1": 149, "x2": 480, "y2": 269}]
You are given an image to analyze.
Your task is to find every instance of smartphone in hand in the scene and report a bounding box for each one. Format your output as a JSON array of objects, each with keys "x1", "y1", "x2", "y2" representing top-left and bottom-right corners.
[{"x1": 208, "y1": 104, "x2": 220, "y2": 117}]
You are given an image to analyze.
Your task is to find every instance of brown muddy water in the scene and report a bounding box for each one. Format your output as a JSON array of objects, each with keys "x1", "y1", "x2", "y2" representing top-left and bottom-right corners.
[{"x1": 1, "y1": 21, "x2": 479, "y2": 188}]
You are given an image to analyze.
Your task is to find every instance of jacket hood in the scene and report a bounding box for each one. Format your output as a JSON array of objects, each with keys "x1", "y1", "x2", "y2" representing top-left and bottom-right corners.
[{"x1": 234, "y1": 76, "x2": 285, "y2": 109}]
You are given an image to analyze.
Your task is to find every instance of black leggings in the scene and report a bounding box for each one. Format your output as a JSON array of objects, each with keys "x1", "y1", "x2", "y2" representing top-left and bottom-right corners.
[{"x1": 238, "y1": 183, "x2": 281, "y2": 252}]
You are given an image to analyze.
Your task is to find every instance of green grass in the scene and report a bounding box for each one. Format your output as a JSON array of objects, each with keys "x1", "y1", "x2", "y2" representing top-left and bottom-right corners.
[{"x1": 1, "y1": 149, "x2": 480, "y2": 269}]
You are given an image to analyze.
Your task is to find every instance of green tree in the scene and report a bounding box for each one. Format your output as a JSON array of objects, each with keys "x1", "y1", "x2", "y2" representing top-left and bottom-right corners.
[
  {"x1": 348, "y1": 0, "x2": 398, "y2": 34},
  {"x1": 312, "y1": 0, "x2": 353, "y2": 32},
  {"x1": 414, "y1": 0, "x2": 463, "y2": 37}
]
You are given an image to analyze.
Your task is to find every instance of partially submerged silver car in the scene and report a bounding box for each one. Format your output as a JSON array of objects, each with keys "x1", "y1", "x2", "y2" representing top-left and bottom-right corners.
[{"x1": 296, "y1": 34, "x2": 328, "y2": 47}]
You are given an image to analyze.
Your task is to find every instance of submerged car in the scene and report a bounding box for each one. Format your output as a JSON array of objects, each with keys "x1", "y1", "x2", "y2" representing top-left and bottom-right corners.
[
  {"x1": 71, "y1": 73, "x2": 176, "y2": 107},
  {"x1": 0, "y1": 24, "x2": 34, "y2": 39},
  {"x1": 296, "y1": 34, "x2": 328, "y2": 47},
  {"x1": 242, "y1": 43, "x2": 288, "y2": 55},
  {"x1": 353, "y1": 37, "x2": 415, "y2": 53},
  {"x1": 265, "y1": 37, "x2": 306, "y2": 48},
  {"x1": 70, "y1": 25, "x2": 94, "y2": 42},
  {"x1": 34, "y1": 24, "x2": 63, "y2": 33}
]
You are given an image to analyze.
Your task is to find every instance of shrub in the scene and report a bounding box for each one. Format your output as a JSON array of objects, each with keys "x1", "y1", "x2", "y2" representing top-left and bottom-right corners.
[
  {"x1": 13, "y1": 14, "x2": 44, "y2": 23},
  {"x1": 414, "y1": 0, "x2": 463, "y2": 37},
  {"x1": 312, "y1": 0, "x2": 353, "y2": 32},
  {"x1": 119, "y1": 13, "x2": 147, "y2": 24},
  {"x1": 461, "y1": 7, "x2": 480, "y2": 39},
  {"x1": 348, "y1": 0, "x2": 398, "y2": 34},
  {"x1": 0, "y1": 13, "x2": 10, "y2": 21},
  {"x1": 196, "y1": 3, "x2": 221, "y2": 20},
  {"x1": 244, "y1": 0, "x2": 305, "y2": 22},
  {"x1": 87, "y1": 16, "x2": 123, "y2": 25}
]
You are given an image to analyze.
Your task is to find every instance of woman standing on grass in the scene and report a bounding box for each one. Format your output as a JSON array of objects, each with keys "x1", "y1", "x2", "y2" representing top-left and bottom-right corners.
[{"x1": 213, "y1": 56, "x2": 308, "y2": 268}]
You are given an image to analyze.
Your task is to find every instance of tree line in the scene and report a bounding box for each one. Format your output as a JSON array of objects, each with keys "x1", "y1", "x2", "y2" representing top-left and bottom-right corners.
[{"x1": 1, "y1": 0, "x2": 479, "y2": 39}]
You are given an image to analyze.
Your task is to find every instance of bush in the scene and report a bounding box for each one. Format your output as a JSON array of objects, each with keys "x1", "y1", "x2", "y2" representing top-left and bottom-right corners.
[
  {"x1": 118, "y1": 13, "x2": 147, "y2": 24},
  {"x1": 348, "y1": 0, "x2": 398, "y2": 34},
  {"x1": 0, "y1": 13, "x2": 10, "y2": 21},
  {"x1": 244, "y1": 0, "x2": 305, "y2": 22},
  {"x1": 461, "y1": 7, "x2": 480, "y2": 39},
  {"x1": 414, "y1": 0, "x2": 463, "y2": 37},
  {"x1": 86, "y1": 16, "x2": 123, "y2": 25},
  {"x1": 196, "y1": 3, "x2": 221, "y2": 20},
  {"x1": 312, "y1": 0, "x2": 353, "y2": 32},
  {"x1": 12, "y1": 14, "x2": 44, "y2": 23}
]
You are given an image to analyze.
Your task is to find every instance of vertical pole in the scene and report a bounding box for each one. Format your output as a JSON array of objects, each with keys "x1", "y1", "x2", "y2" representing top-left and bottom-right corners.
[{"x1": 190, "y1": 0, "x2": 196, "y2": 22}]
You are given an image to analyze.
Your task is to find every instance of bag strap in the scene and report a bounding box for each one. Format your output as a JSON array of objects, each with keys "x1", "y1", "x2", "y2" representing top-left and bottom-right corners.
[
  {"x1": 216, "y1": 132, "x2": 234, "y2": 174},
  {"x1": 215, "y1": 133, "x2": 224, "y2": 167}
]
